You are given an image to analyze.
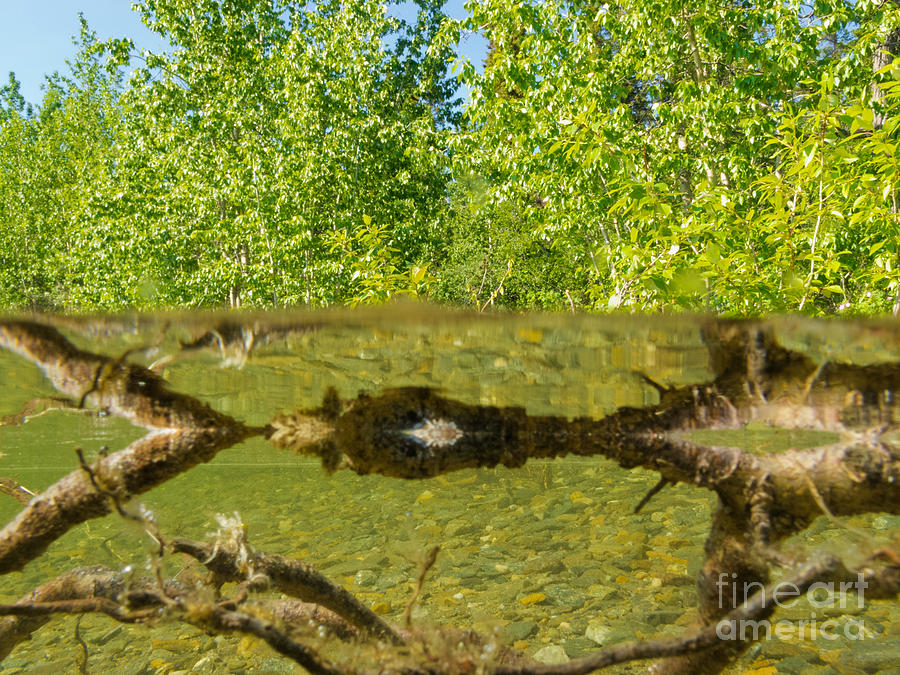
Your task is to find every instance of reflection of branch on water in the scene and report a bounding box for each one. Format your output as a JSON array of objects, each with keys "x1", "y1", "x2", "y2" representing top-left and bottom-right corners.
[
  {"x1": 0, "y1": 396, "x2": 93, "y2": 427},
  {"x1": 0, "y1": 321, "x2": 267, "y2": 574},
  {"x1": 178, "y1": 320, "x2": 320, "y2": 369},
  {"x1": 179, "y1": 322, "x2": 258, "y2": 369},
  {"x1": 2, "y1": 318, "x2": 900, "y2": 674}
]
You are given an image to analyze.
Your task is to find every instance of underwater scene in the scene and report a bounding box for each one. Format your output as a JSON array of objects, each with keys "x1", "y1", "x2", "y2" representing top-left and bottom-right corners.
[{"x1": 0, "y1": 307, "x2": 898, "y2": 675}]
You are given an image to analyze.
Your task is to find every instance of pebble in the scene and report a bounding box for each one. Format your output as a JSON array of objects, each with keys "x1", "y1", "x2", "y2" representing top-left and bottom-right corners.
[
  {"x1": 519, "y1": 592, "x2": 546, "y2": 606},
  {"x1": 560, "y1": 636, "x2": 597, "y2": 658},
  {"x1": 533, "y1": 645, "x2": 569, "y2": 665},
  {"x1": 543, "y1": 583, "x2": 587, "y2": 608},
  {"x1": 645, "y1": 610, "x2": 682, "y2": 627},
  {"x1": 353, "y1": 569, "x2": 377, "y2": 587},
  {"x1": 522, "y1": 553, "x2": 566, "y2": 574},
  {"x1": 191, "y1": 656, "x2": 215, "y2": 673},
  {"x1": 91, "y1": 625, "x2": 124, "y2": 646},
  {"x1": 585, "y1": 620, "x2": 613, "y2": 645},
  {"x1": 844, "y1": 641, "x2": 900, "y2": 671},
  {"x1": 505, "y1": 620, "x2": 538, "y2": 641}
]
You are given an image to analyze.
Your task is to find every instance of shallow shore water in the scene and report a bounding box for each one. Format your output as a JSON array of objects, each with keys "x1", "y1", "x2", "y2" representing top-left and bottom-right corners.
[{"x1": 1, "y1": 308, "x2": 898, "y2": 674}]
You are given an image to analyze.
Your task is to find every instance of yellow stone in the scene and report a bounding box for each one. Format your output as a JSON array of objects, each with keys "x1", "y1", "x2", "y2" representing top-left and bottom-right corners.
[
  {"x1": 519, "y1": 592, "x2": 546, "y2": 606},
  {"x1": 517, "y1": 328, "x2": 543, "y2": 343},
  {"x1": 675, "y1": 610, "x2": 698, "y2": 627},
  {"x1": 237, "y1": 635, "x2": 262, "y2": 658},
  {"x1": 646, "y1": 550, "x2": 688, "y2": 565},
  {"x1": 150, "y1": 638, "x2": 196, "y2": 653}
]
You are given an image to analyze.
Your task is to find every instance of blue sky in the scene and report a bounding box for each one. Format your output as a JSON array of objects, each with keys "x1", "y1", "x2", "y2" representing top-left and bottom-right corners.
[{"x1": 1, "y1": 1, "x2": 486, "y2": 106}]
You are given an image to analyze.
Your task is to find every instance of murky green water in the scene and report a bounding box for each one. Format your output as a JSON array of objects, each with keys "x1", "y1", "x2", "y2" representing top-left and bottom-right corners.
[{"x1": 1, "y1": 308, "x2": 898, "y2": 674}]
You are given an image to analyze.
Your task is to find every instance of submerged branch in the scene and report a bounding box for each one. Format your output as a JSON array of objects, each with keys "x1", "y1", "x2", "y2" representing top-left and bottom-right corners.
[
  {"x1": 0, "y1": 321, "x2": 265, "y2": 574},
  {"x1": 0, "y1": 478, "x2": 35, "y2": 506},
  {"x1": 0, "y1": 565, "x2": 154, "y2": 661},
  {"x1": 171, "y1": 537, "x2": 405, "y2": 645},
  {"x1": 0, "y1": 565, "x2": 344, "y2": 675},
  {"x1": 2, "y1": 552, "x2": 896, "y2": 675}
]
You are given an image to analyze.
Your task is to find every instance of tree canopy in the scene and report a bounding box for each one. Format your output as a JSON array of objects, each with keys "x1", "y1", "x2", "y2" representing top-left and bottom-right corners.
[{"x1": 1, "y1": 0, "x2": 899, "y2": 314}]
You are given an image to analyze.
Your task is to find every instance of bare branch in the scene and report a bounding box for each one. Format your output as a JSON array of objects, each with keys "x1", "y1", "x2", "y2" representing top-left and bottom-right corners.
[
  {"x1": 171, "y1": 537, "x2": 405, "y2": 645},
  {"x1": 0, "y1": 478, "x2": 35, "y2": 506},
  {"x1": 199, "y1": 606, "x2": 344, "y2": 675},
  {"x1": 0, "y1": 321, "x2": 265, "y2": 574}
]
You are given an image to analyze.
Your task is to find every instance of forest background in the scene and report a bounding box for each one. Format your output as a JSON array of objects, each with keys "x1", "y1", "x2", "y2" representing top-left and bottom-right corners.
[{"x1": 1, "y1": 0, "x2": 899, "y2": 316}]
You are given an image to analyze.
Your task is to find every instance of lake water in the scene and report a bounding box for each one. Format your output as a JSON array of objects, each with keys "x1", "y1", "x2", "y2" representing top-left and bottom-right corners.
[{"x1": 0, "y1": 308, "x2": 898, "y2": 674}]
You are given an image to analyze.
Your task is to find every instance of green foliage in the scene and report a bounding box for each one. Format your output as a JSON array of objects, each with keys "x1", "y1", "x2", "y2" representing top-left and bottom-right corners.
[
  {"x1": 441, "y1": 0, "x2": 900, "y2": 315},
  {"x1": 0, "y1": 1, "x2": 899, "y2": 315},
  {"x1": 0, "y1": 2, "x2": 457, "y2": 311},
  {"x1": 0, "y1": 17, "x2": 126, "y2": 310},
  {"x1": 432, "y1": 177, "x2": 590, "y2": 310}
]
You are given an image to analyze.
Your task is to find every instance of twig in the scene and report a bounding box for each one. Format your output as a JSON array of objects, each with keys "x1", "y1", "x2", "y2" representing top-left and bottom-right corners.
[
  {"x1": 73, "y1": 615, "x2": 88, "y2": 675},
  {"x1": 405, "y1": 546, "x2": 439, "y2": 628},
  {"x1": 75, "y1": 446, "x2": 171, "y2": 583},
  {"x1": 480, "y1": 260, "x2": 513, "y2": 312},
  {"x1": 799, "y1": 358, "x2": 827, "y2": 403},
  {"x1": 0, "y1": 396, "x2": 82, "y2": 427},
  {"x1": 791, "y1": 457, "x2": 871, "y2": 544},
  {"x1": 199, "y1": 606, "x2": 344, "y2": 675},
  {"x1": 0, "y1": 598, "x2": 153, "y2": 623},
  {"x1": 0, "y1": 478, "x2": 36, "y2": 505},
  {"x1": 634, "y1": 477, "x2": 669, "y2": 514}
]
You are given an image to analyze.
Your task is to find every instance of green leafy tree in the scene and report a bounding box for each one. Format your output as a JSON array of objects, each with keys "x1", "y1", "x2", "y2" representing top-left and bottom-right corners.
[
  {"x1": 440, "y1": 0, "x2": 900, "y2": 314},
  {"x1": 111, "y1": 0, "x2": 458, "y2": 308},
  {"x1": 0, "y1": 18, "x2": 126, "y2": 311}
]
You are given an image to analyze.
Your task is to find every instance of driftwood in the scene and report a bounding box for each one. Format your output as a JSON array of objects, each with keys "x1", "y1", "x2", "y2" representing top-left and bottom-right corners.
[{"x1": 0, "y1": 316, "x2": 898, "y2": 674}]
